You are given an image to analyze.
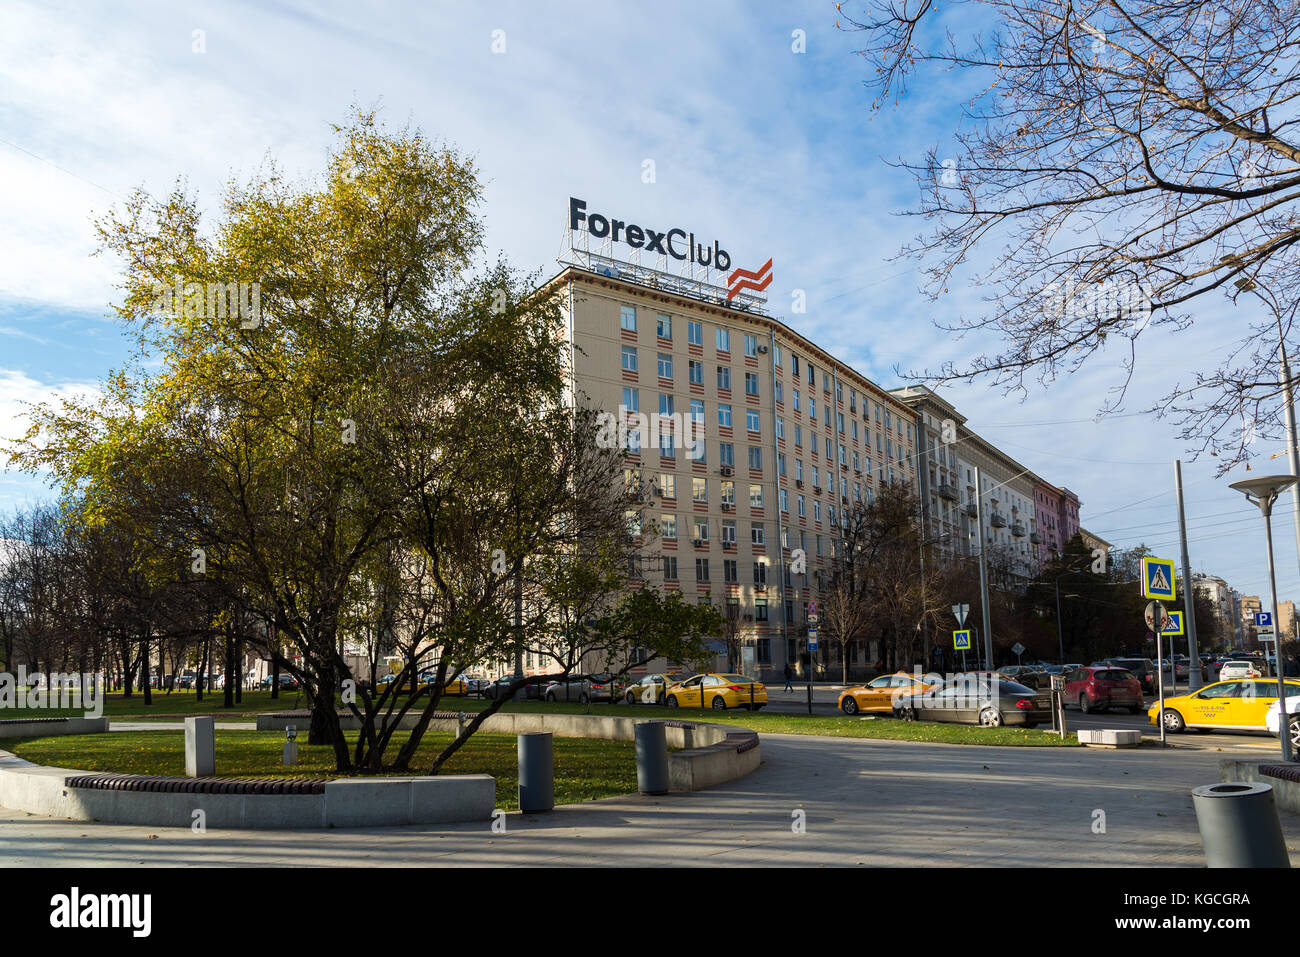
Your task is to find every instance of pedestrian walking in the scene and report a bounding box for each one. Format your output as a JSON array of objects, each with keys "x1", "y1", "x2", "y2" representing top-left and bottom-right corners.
[{"x1": 783, "y1": 662, "x2": 794, "y2": 693}]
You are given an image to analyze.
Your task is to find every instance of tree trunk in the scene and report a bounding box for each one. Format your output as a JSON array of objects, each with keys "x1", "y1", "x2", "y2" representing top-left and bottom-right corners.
[
  {"x1": 141, "y1": 636, "x2": 152, "y2": 706},
  {"x1": 223, "y1": 632, "x2": 235, "y2": 708}
]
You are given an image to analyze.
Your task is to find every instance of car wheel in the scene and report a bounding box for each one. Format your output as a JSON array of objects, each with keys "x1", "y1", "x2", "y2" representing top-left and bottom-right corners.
[
  {"x1": 579, "y1": 693, "x2": 589, "y2": 704},
  {"x1": 1288, "y1": 716, "x2": 1300, "y2": 749},
  {"x1": 978, "y1": 707, "x2": 1004, "y2": 727},
  {"x1": 899, "y1": 705, "x2": 917, "y2": 722},
  {"x1": 1161, "y1": 708, "x2": 1186, "y2": 733},
  {"x1": 841, "y1": 697, "x2": 859, "y2": 716},
  {"x1": 711, "y1": 695, "x2": 727, "y2": 710},
  {"x1": 666, "y1": 695, "x2": 679, "y2": 709},
  {"x1": 1079, "y1": 694, "x2": 1092, "y2": 714},
  {"x1": 625, "y1": 692, "x2": 636, "y2": 705},
  {"x1": 545, "y1": 693, "x2": 555, "y2": 702}
]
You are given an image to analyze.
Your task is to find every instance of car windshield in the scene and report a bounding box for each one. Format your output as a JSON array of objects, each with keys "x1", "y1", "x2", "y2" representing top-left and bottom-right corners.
[{"x1": 1097, "y1": 670, "x2": 1134, "y2": 681}]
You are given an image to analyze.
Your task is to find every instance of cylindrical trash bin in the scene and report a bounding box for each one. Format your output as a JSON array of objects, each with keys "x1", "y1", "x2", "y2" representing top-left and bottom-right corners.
[
  {"x1": 635, "y1": 720, "x2": 669, "y2": 795},
  {"x1": 1192, "y1": 781, "x2": 1290, "y2": 868},
  {"x1": 518, "y1": 731, "x2": 554, "y2": 812}
]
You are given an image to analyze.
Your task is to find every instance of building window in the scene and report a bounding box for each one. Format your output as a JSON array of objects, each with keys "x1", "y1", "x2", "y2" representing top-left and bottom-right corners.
[
  {"x1": 693, "y1": 477, "x2": 708, "y2": 502},
  {"x1": 722, "y1": 519, "x2": 736, "y2": 544},
  {"x1": 755, "y1": 600, "x2": 768, "y2": 622},
  {"x1": 660, "y1": 474, "x2": 676, "y2": 498},
  {"x1": 775, "y1": 381, "x2": 784, "y2": 403},
  {"x1": 620, "y1": 305, "x2": 637, "y2": 331},
  {"x1": 688, "y1": 321, "x2": 703, "y2": 345},
  {"x1": 750, "y1": 484, "x2": 763, "y2": 507},
  {"x1": 748, "y1": 446, "x2": 762, "y2": 470},
  {"x1": 778, "y1": 453, "x2": 787, "y2": 477},
  {"x1": 717, "y1": 366, "x2": 731, "y2": 390},
  {"x1": 694, "y1": 517, "x2": 709, "y2": 542},
  {"x1": 776, "y1": 417, "x2": 785, "y2": 440},
  {"x1": 662, "y1": 514, "x2": 677, "y2": 539},
  {"x1": 751, "y1": 523, "x2": 765, "y2": 546},
  {"x1": 657, "y1": 353, "x2": 673, "y2": 378},
  {"x1": 744, "y1": 334, "x2": 759, "y2": 357},
  {"x1": 794, "y1": 424, "x2": 802, "y2": 448},
  {"x1": 659, "y1": 393, "x2": 674, "y2": 416},
  {"x1": 718, "y1": 403, "x2": 732, "y2": 427},
  {"x1": 753, "y1": 561, "x2": 768, "y2": 585},
  {"x1": 663, "y1": 556, "x2": 678, "y2": 580},
  {"x1": 657, "y1": 313, "x2": 672, "y2": 339},
  {"x1": 621, "y1": 345, "x2": 637, "y2": 372},
  {"x1": 796, "y1": 460, "x2": 804, "y2": 482},
  {"x1": 779, "y1": 488, "x2": 788, "y2": 512},
  {"x1": 696, "y1": 558, "x2": 710, "y2": 581},
  {"x1": 793, "y1": 389, "x2": 800, "y2": 412},
  {"x1": 720, "y1": 443, "x2": 734, "y2": 467},
  {"x1": 689, "y1": 359, "x2": 704, "y2": 384},
  {"x1": 716, "y1": 328, "x2": 730, "y2": 352},
  {"x1": 724, "y1": 559, "x2": 738, "y2": 583},
  {"x1": 758, "y1": 638, "x2": 771, "y2": 663},
  {"x1": 623, "y1": 387, "x2": 639, "y2": 411},
  {"x1": 745, "y1": 372, "x2": 759, "y2": 395},
  {"x1": 746, "y1": 409, "x2": 761, "y2": 432}
]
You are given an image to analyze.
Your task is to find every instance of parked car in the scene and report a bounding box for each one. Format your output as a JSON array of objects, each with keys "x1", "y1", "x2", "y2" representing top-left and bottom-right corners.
[
  {"x1": 1015, "y1": 670, "x2": 1055, "y2": 691},
  {"x1": 482, "y1": 676, "x2": 541, "y2": 700},
  {"x1": 543, "y1": 674, "x2": 617, "y2": 703},
  {"x1": 1218, "y1": 659, "x2": 1262, "y2": 681},
  {"x1": 1065, "y1": 666, "x2": 1144, "y2": 714},
  {"x1": 996, "y1": 665, "x2": 1037, "y2": 681},
  {"x1": 893, "y1": 674, "x2": 1052, "y2": 728},
  {"x1": 1264, "y1": 691, "x2": 1300, "y2": 747},
  {"x1": 259, "y1": 674, "x2": 299, "y2": 691},
  {"x1": 623, "y1": 674, "x2": 680, "y2": 704},
  {"x1": 1152, "y1": 678, "x2": 1300, "y2": 733},
  {"x1": 463, "y1": 675, "x2": 490, "y2": 695},
  {"x1": 665, "y1": 673, "x2": 768, "y2": 711},
  {"x1": 838, "y1": 671, "x2": 937, "y2": 715},
  {"x1": 1099, "y1": 657, "x2": 1156, "y2": 695}
]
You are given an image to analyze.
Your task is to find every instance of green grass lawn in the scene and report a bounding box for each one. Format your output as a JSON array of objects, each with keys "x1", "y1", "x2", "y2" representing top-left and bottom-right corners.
[
  {"x1": 1, "y1": 688, "x2": 1079, "y2": 746},
  {"x1": 0, "y1": 689, "x2": 307, "y2": 720},
  {"x1": 469, "y1": 699, "x2": 1082, "y2": 746},
  {"x1": 8, "y1": 729, "x2": 639, "y2": 810}
]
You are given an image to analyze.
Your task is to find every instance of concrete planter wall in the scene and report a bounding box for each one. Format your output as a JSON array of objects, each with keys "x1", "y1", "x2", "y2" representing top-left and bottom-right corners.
[
  {"x1": 0, "y1": 712, "x2": 759, "y2": 830},
  {"x1": 258, "y1": 710, "x2": 762, "y2": 792},
  {"x1": 1218, "y1": 759, "x2": 1300, "y2": 815},
  {"x1": 0, "y1": 716, "x2": 110, "y2": 739}
]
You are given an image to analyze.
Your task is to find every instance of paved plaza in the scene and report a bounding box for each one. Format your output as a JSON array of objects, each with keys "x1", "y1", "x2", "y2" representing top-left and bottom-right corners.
[{"x1": 1, "y1": 731, "x2": 1295, "y2": 867}]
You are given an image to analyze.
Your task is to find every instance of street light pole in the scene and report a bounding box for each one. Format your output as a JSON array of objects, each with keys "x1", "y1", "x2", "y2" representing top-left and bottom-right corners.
[
  {"x1": 1174, "y1": 460, "x2": 1204, "y2": 691},
  {"x1": 1054, "y1": 569, "x2": 1080, "y2": 665},
  {"x1": 1229, "y1": 474, "x2": 1298, "y2": 763}
]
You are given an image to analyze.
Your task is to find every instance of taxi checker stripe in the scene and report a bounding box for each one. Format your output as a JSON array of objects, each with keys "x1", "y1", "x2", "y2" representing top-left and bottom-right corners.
[
  {"x1": 727, "y1": 257, "x2": 773, "y2": 287},
  {"x1": 726, "y1": 270, "x2": 774, "y2": 300}
]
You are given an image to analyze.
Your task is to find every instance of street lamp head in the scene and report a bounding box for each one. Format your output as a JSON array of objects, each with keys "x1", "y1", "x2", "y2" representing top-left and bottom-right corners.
[{"x1": 1229, "y1": 474, "x2": 1298, "y2": 515}]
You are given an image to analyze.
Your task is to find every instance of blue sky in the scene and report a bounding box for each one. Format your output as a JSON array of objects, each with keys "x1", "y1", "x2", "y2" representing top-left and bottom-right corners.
[{"x1": 0, "y1": 0, "x2": 1293, "y2": 617}]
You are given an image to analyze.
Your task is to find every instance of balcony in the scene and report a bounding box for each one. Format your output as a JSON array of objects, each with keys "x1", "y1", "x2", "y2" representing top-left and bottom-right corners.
[
  {"x1": 1011, "y1": 523, "x2": 1026, "y2": 537},
  {"x1": 963, "y1": 503, "x2": 978, "y2": 518},
  {"x1": 936, "y1": 483, "x2": 959, "y2": 501},
  {"x1": 990, "y1": 512, "x2": 1008, "y2": 528},
  {"x1": 1029, "y1": 532, "x2": 1043, "y2": 544}
]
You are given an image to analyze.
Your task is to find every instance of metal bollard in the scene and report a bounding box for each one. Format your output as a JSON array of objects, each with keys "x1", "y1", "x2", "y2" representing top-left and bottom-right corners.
[
  {"x1": 517, "y1": 731, "x2": 554, "y2": 812},
  {"x1": 1192, "y1": 782, "x2": 1291, "y2": 868},
  {"x1": 635, "y1": 720, "x2": 669, "y2": 795}
]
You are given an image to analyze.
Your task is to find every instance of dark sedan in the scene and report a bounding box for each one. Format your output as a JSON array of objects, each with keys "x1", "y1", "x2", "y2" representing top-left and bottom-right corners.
[{"x1": 893, "y1": 674, "x2": 1053, "y2": 728}]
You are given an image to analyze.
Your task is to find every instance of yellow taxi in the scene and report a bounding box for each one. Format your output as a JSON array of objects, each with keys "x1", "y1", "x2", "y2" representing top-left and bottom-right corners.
[
  {"x1": 838, "y1": 671, "x2": 938, "y2": 715},
  {"x1": 1149, "y1": 678, "x2": 1300, "y2": 733},
  {"x1": 665, "y1": 673, "x2": 768, "y2": 710}
]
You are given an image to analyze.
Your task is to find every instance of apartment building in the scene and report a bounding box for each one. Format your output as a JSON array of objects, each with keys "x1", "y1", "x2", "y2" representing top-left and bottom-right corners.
[
  {"x1": 892, "y1": 386, "x2": 1042, "y2": 584},
  {"x1": 549, "y1": 265, "x2": 918, "y2": 679}
]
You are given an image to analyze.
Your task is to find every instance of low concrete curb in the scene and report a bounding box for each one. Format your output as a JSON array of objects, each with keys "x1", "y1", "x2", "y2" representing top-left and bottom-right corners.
[
  {"x1": 258, "y1": 710, "x2": 761, "y2": 791},
  {"x1": 1078, "y1": 729, "x2": 1141, "y2": 749},
  {"x1": 1218, "y1": 759, "x2": 1300, "y2": 814},
  {"x1": 0, "y1": 716, "x2": 110, "y2": 739}
]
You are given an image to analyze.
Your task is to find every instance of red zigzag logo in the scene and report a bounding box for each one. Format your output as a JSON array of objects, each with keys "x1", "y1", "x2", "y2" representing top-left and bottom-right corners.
[{"x1": 726, "y1": 258, "x2": 773, "y2": 301}]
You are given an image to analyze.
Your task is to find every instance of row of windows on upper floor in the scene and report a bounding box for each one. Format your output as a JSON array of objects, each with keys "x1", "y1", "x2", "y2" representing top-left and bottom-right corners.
[
  {"x1": 630, "y1": 554, "x2": 834, "y2": 597},
  {"x1": 615, "y1": 305, "x2": 910, "y2": 438},
  {"x1": 617, "y1": 387, "x2": 911, "y2": 465},
  {"x1": 623, "y1": 470, "x2": 895, "y2": 525}
]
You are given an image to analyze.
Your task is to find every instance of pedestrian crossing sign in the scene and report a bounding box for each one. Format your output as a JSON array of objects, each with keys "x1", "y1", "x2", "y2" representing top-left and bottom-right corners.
[
  {"x1": 953, "y1": 629, "x2": 971, "y2": 650},
  {"x1": 1141, "y1": 557, "x2": 1176, "y2": 601},
  {"x1": 1162, "y1": 610, "x2": 1184, "y2": 636}
]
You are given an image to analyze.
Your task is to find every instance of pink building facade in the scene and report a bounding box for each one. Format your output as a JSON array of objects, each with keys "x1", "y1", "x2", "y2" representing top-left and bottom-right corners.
[{"x1": 1033, "y1": 481, "x2": 1081, "y2": 564}]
